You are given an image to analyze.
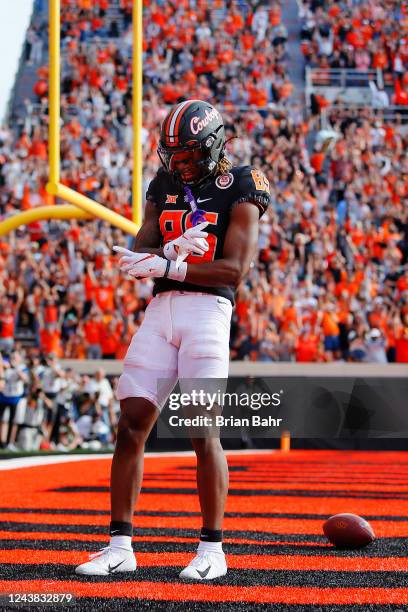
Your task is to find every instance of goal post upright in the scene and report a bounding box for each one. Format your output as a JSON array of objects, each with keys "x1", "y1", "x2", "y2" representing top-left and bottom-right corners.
[
  {"x1": 49, "y1": 0, "x2": 60, "y2": 185},
  {"x1": 45, "y1": 0, "x2": 140, "y2": 237},
  {"x1": 133, "y1": 0, "x2": 143, "y2": 226},
  {"x1": 0, "y1": 0, "x2": 141, "y2": 237}
]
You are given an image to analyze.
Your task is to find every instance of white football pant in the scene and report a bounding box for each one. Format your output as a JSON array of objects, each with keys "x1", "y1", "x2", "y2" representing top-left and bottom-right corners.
[{"x1": 116, "y1": 291, "x2": 232, "y2": 409}]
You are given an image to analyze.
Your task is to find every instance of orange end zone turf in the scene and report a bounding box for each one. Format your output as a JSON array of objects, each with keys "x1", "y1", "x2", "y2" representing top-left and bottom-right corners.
[{"x1": 0, "y1": 450, "x2": 408, "y2": 610}]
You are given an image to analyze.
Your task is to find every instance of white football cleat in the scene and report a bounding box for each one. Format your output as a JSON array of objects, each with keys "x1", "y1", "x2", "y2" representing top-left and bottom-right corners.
[
  {"x1": 179, "y1": 550, "x2": 227, "y2": 580},
  {"x1": 75, "y1": 546, "x2": 136, "y2": 576}
]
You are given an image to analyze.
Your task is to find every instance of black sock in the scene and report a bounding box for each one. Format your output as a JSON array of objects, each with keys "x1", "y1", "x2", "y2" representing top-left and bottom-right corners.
[
  {"x1": 200, "y1": 527, "x2": 223, "y2": 542},
  {"x1": 109, "y1": 521, "x2": 133, "y2": 537}
]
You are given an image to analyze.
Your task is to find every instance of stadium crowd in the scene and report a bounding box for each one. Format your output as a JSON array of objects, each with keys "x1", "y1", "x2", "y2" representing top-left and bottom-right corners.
[
  {"x1": 230, "y1": 105, "x2": 408, "y2": 363},
  {"x1": 299, "y1": 0, "x2": 408, "y2": 106},
  {"x1": 0, "y1": 348, "x2": 118, "y2": 451},
  {"x1": 0, "y1": 0, "x2": 407, "y2": 389}
]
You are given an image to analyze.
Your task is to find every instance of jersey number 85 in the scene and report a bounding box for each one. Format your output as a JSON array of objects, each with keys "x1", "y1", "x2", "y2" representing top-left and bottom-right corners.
[{"x1": 160, "y1": 210, "x2": 219, "y2": 263}]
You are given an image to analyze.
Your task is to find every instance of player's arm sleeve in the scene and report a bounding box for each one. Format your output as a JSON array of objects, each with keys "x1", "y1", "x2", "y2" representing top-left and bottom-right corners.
[
  {"x1": 145, "y1": 173, "x2": 160, "y2": 207},
  {"x1": 231, "y1": 166, "x2": 271, "y2": 218},
  {"x1": 129, "y1": 171, "x2": 163, "y2": 252},
  {"x1": 145, "y1": 168, "x2": 168, "y2": 208}
]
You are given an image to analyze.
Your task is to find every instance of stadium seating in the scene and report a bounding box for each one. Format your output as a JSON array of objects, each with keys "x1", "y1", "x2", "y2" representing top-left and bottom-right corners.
[{"x1": 0, "y1": 0, "x2": 407, "y2": 371}]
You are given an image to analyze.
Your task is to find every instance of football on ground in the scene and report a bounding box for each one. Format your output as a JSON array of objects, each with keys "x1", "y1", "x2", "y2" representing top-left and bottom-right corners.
[{"x1": 323, "y1": 513, "x2": 376, "y2": 548}]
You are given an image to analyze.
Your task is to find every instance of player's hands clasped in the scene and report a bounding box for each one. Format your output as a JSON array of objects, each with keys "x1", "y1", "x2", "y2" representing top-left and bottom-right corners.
[
  {"x1": 113, "y1": 246, "x2": 187, "y2": 282},
  {"x1": 113, "y1": 247, "x2": 167, "y2": 279},
  {"x1": 163, "y1": 221, "x2": 209, "y2": 261}
]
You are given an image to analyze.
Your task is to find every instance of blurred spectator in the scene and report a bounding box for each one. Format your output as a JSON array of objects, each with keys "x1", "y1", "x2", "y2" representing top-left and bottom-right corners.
[
  {"x1": 393, "y1": 74, "x2": 408, "y2": 106},
  {"x1": 100, "y1": 321, "x2": 121, "y2": 359},
  {"x1": 0, "y1": 0, "x2": 407, "y2": 367},
  {"x1": 295, "y1": 326, "x2": 320, "y2": 362},
  {"x1": 17, "y1": 386, "x2": 50, "y2": 451},
  {"x1": 0, "y1": 348, "x2": 119, "y2": 451},
  {"x1": 41, "y1": 353, "x2": 65, "y2": 438},
  {"x1": 0, "y1": 351, "x2": 29, "y2": 449},
  {"x1": 93, "y1": 367, "x2": 113, "y2": 405},
  {"x1": 369, "y1": 81, "x2": 389, "y2": 108},
  {"x1": 299, "y1": 0, "x2": 407, "y2": 105},
  {"x1": 364, "y1": 328, "x2": 387, "y2": 363},
  {"x1": 348, "y1": 330, "x2": 367, "y2": 362},
  {"x1": 56, "y1": 412, "x2": 83, "y2": 451},
  {"x1": 0, "y1": 302, "x2": 17, "y2": 354},
  {"x1": 395, "y1": 319, "x2": 408, "y2": 363},
  {"x1": 82, "y1": 309, "x2": 104, "y2": 359},
  {"x1": 51, "y1": 367, "x2": 79, "y2": 444},
  {"x1": 75, "y1": 392, "x2": 111, "y2": 449}
]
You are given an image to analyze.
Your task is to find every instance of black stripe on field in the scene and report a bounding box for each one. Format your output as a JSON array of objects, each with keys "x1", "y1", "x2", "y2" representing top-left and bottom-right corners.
[
  {"x1": 0, "y1": 522, "x2": 324, "y2": 542},
  {"x1": 5, "y1": 601, "x2": 406, "y2": 612},
  {"x1": 141, "y1": 470, "x2": 408, "y2": 481},
  {"x1": 1, "y1": 508, "x2": 408, "y2": 522},
  {"x1": 232, "y1": 467, "x2": 408, "y2": 475},
  {"x1": 1, "y1": 538, "x2": 407, "y2": 557},
  {"x1": 50, "y1": 486, "x2": 408, "y2": 499},
  {"x1": 2, "y1": 564, "x2": 408, "y2": 589},
  {"x1": 143, "y1": 476, "x2": 408, "y2": 486},
  {"x1": 148, "y1": 474, "x2": 408, "y2": 483},
  {"x1": 149, "y1": 468, "x2": 408, "y2": 477}
]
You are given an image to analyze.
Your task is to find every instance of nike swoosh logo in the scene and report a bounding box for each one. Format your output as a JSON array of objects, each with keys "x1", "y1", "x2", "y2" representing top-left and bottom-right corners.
[
  {"x1": 197, "y1": 565, "x2": 211, "y2": 578},
  {"x1": 197, "y1": 197, "x2": 212, "y2": 203},
  {"x1": 108, "y1": 560, "x2": 126, "y2": 573}
]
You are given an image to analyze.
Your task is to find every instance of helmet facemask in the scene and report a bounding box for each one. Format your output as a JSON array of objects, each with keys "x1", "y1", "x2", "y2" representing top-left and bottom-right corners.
[{"x1": 157, "y1": 145, "x2": 212, "y2": 186}]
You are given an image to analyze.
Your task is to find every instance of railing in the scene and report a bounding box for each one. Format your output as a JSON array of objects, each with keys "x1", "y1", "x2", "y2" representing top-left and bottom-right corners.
[
  {"x1": 306, "y1": 67, "x2": 384, "y2": 90},
  {"x1": 305, "y1": 67, "x2": 386, "y2": 108},
  {"x1": 320, "y1": 103, "x2": 408, "y2": 128}
]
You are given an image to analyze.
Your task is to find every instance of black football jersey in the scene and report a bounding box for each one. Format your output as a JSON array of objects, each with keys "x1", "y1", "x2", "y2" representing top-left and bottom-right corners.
[{"x1": 146, "y1": 165, "x2": 271, "y2": 303}]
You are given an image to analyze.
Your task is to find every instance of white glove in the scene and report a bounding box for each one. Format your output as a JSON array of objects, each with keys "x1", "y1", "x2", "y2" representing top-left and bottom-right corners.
[
  {"x1": 113, "y1": 246, "x2": 187, "y2": 281},
  {"x1": 163, "y1": 221, "x2": 209, "y2": 261}
]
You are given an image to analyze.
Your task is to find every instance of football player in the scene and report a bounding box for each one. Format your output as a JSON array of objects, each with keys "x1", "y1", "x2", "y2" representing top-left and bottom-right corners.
[{"x1": 76, "y1": 100, "x2": 270, "y2": 580}]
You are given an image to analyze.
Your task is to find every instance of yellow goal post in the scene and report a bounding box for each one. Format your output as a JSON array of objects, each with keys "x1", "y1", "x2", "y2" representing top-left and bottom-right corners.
[{"x1": 0, "y1": 0, "x2": 142, "y2": 237}]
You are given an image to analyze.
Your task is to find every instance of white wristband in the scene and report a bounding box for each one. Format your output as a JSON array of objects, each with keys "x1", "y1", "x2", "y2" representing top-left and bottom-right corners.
[
  {"x1": 168, "y1": 260, "x2": 187, "y2": 282},
  {"x1": 163, "y1": 242, "x2": 177, "y2": 261}
]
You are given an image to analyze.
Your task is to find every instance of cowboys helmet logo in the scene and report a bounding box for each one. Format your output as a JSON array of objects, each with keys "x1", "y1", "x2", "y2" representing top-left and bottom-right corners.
[{"x1": 157, "y1": 100, "x2": 226, "y2": 187}]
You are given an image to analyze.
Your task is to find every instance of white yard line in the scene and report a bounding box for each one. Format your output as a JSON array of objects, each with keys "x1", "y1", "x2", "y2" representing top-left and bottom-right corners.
[{"x1": 0, "y1": 448, "x2": 274, "y2": 470}]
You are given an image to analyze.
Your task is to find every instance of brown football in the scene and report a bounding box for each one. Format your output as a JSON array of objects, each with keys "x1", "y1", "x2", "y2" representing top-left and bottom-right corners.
[{"x1": 323, "y1": 513, "x2": 376, "y2": 548}]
